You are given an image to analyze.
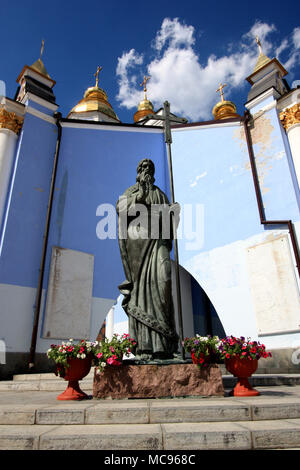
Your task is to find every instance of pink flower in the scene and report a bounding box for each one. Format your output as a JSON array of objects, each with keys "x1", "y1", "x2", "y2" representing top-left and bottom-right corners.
[
  {"x1": 107, "y1": 357, "x2": 114, "y2": 365},
  {"x1": 97, "y1": 352, "x2": 103, "y2": 358}
]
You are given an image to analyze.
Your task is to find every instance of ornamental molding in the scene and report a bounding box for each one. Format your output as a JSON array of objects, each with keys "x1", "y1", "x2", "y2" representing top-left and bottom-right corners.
[
  {"x1": 279, "y1": 104, "x2": 300, "y2": 131},
  {"x1": 0, "y1": 105, "x2": 24, "y2": 134}
]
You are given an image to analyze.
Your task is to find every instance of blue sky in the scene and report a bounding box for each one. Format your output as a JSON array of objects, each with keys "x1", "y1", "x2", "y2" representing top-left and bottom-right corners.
[{"x1": 1, "y1": 0, "x2": 300, "y2": 123}]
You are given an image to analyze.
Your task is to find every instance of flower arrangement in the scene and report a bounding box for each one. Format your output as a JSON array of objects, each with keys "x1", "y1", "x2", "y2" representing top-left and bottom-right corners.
[
  {"x1": 94, "y1": 333, "x2": 137, "y2": 374},
  {"x1": 183, "y1": 335, "x2": 221, "y2": 367},
  {"x1": 217, "y1": 336, "x2": 272, "y2": 361},
  {"x1": 47, "y1": 339, "x2": 98, "y2": 377}
]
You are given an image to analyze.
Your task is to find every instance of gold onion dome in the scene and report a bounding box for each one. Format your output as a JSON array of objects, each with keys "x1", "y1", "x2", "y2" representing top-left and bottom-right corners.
[
  {"x1": 68, "y1": 66, "x2": 119, "y2": 121},
  {"x1": 212, "y1": 83, "x2": 240, "y2": 120},
  {"x1": 134, "y1": 75, "x2": 154, "y2": 123}
]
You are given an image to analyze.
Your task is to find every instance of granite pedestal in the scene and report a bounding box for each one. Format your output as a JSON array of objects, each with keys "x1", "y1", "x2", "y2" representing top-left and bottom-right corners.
[{"x1": 93, "y1": 363, "x2": 224, "y2": 399}]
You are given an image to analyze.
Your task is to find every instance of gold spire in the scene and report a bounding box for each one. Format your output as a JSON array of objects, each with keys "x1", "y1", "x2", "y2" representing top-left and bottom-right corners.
[
  {"x1": 253, "y1": 36, "x2": 271, "y2": 73},
  {"x1": 212, "y1": 82, "x2": 240, "y2": 120},
  {"x1": 134, "y1": 75, "x2": 154, "y2": 123},
  {"x1": 30, "y1": 39, "x2": 51, "y2": 79},
  {"x1": 67, "y1": 66, "x2": 119, "y2": 121}
]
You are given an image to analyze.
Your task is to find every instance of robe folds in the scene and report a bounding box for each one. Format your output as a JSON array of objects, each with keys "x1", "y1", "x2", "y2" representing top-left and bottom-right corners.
[{"x1": 117, "y1": 183, "x2": 179, "y2": 357}]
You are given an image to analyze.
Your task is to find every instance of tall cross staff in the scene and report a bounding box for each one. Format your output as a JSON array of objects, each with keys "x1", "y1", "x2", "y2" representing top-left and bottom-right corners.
[
  {"x1": 94, "y1": 65, "x2": 103, "y2": 88},
  {"x1": 143, "y1": 102, "x2": 188, "y2": 359}
]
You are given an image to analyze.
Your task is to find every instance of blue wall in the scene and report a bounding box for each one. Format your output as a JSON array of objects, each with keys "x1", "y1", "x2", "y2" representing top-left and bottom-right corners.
[
  {"x1": 0, "y1": 112, "x2": 58, "y2": 288},
  {"x1": 171, "y1": 124, "x2": 263, "y2": 265},
  {"x1": 43, "y1": 125, "x2": 168, "y2": 305}
]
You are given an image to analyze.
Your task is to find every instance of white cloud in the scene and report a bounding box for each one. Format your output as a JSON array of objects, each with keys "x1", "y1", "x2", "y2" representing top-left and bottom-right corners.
[
  {"x1": 116, "y1": 18, "x2": 300, "y2": 122},
  {"x1": 244, "y1": 20, "x2": 276, "y2": 55},
  {"x1": 154, "y1": 17, "x2": 195, "y2": 52},
  {"x1": 116, "y1": 49, "x2": 144, "y2": 108},
  {"x1": 293, "y1": 27, "x2": 300, "y2": 49},
  {"x1": 283, "y1": 27, "x2": 300, "y2": 70}
]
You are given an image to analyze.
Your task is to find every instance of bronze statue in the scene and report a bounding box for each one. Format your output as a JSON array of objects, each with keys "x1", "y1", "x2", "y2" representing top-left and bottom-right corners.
[{"x1": 117, "y1": 158, "x2": 179, "y2": 361}]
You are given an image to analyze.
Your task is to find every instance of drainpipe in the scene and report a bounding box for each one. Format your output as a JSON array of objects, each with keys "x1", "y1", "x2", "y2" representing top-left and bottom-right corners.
[
  {"x1": 28, "y1": 112, "x2": 62, "y2": 369},
  {"x1": 243, "y1": 110, "x2": 300, "y2": 280}
]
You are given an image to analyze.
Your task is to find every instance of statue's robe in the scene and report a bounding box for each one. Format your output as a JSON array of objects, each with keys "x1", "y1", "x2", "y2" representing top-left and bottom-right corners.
[{"x1": 116, "y1": 183, "x2": 179, "y2": 357}]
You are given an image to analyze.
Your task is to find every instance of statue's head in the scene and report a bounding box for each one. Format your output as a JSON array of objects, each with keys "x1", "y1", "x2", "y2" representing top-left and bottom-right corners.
[{"x1": 136, "y1": 158, "x2": 155, "y2": 184}]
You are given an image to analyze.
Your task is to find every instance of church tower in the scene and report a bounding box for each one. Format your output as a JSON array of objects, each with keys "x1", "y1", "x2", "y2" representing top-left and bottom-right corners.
[
  {"x1": 15, "y1": 40, "x2": 56, "y2": 107},
  {"x1": 67, "y1": 66, "x2": 120, "y2": 122}
]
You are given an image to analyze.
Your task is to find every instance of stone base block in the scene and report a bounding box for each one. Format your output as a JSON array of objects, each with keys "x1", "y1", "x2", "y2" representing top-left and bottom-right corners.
[{"x1": 93, "y1": 363, "x2": 224, "y2": 399}]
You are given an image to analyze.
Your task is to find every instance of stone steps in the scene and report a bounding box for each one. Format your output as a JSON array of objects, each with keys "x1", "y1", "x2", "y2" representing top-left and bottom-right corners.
[
  {"x1": 0, "y1": 386, "x2": 300, "y2": 449},
  {"x1": 1, "y1": 419, "x2": 300, "y2": 450},
  {"x1": 1, "y1": 370, "x2": 300, "y2": 450}
]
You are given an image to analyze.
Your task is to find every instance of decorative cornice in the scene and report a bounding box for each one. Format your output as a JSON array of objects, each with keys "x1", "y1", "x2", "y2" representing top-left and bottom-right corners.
[
  {"x1": 279, "y1": 104, "x2": 300, "y2": 131},
  {"x1": 0, "y1": 105, "x2": 24, "y2": 134}
]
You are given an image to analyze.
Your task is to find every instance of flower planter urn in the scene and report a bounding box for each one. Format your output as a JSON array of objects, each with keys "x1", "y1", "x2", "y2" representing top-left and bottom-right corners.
[
  {"x1": 56, "y1": 356, "x2": 92, "y2": 400},
  {"x1": 225, "y1": 356, "x2": 260, "y2": 396}
]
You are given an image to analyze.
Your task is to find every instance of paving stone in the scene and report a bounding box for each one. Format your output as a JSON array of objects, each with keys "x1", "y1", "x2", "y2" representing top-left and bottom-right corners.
[
  {"x1": 0, "y1": 405, "x2": 37, "y2": 424},
  {"x1": 251, "y1": 400, "x2": 300, "y2": 420},
  {"x1": 39, "y1": 424, "x2": 163, "y2": 450},
  {"x1": 149, "y1": 399, "x2": 251, "y2": 423},
  {"x1": 86, "y1": 401, "x2": 149, "y2": 424},
  {"x1": 162, "y1": 422, "x2": 251, "y2": 450},
  {"x1": 0, "y1": 381, "x2": 40, "y2": 392},
  {"x1": 36, "y1": 408, "x2": 86, "y2": 425},
  {"x1": 0, "y1": 425, "x2": 58, "y2": 450},
  {"x1": 238, "y1": 419, "x2": 300, "y2": 449}
]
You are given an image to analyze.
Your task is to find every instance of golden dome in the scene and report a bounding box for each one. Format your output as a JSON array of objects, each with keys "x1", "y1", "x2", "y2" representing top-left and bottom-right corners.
[
  {"x1": 134, "y1": 98, "x2": 154, "y2": 123},
  {"x1": 68, "y1": 86, "x2": 119, "y2": 121},
  {"x1": 212, "y1": 83, "x2": 240, "y2": 120},
  {"x1": 133, "y1": 74, "x2": 154, "y2": 123},
  {"x1": 212, "y1": 100, "x2": 240, "y2": 120},
  {"x1": 68, "y1": 66, "x2": 120, "y2": 121}
]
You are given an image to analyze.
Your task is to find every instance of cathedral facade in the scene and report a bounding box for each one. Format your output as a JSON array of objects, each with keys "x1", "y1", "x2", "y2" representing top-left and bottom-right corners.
[{"x1": 0, "y1": 45, "x2": 299, "y2": 378}]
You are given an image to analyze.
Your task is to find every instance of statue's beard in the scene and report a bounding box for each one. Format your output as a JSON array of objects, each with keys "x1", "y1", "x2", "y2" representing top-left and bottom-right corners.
[{"x1": 137, "y1": 171, "x2": 155, "y2": 190}]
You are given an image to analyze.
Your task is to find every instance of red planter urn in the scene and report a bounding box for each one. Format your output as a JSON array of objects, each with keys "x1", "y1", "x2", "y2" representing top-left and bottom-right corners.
[
  {"x1": 56, "y1": 356, "x2": 92, "y2": 400},
  {"x1": 225, "y1": 356, "x2": 260, "y2": 396}
]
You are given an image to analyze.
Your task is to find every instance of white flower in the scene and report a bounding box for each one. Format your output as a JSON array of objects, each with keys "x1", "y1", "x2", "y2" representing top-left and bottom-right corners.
[
  {"x1": 77, "y1": 354, "x2": 81, "y2": 359},
  {"x1": 101, "y1": 362, "x2": 106, "y2": 368},
  {"x1": 81, "y1": 353, "x2": 86, "y2": 359},
  {"x1": 96, "y1": 368, "x2": 101, "y2": 375}
]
